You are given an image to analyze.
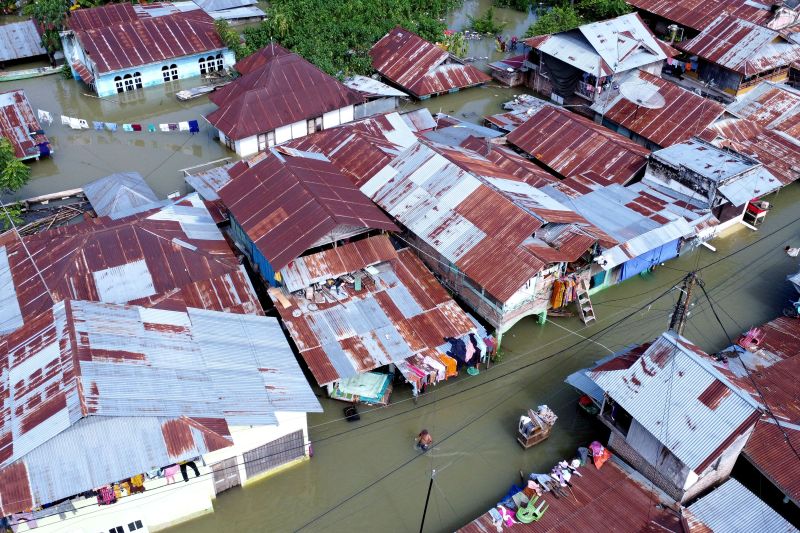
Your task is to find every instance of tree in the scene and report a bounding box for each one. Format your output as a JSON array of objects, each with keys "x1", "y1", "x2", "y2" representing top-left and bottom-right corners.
[
  {"x1": 0, "y1": 202, "x2": 23, "y2": 231},
  {"x1": 215, "y1": 20, "x2": 252, "y2": 61},
  {"x1": 23, "y1": 0, "x2": 70, "y2": 54},
  {"x1": 525, "y1": 5, "x2": 583, "y2": 37},
  {"x1": 469, "y1": 6, "x2": 507, "y2": 34},
  {"x1": 576, "y1": 0, "x2": 630, "y2": 20},
  {"x1": 0, "y1": 138, "x2": 31, "y2": 193}
]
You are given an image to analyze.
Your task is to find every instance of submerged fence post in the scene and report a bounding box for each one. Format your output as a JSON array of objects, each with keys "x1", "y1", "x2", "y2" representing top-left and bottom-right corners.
[{"x1": 419, "y1": 468, "x2": 436, "y2": 533}]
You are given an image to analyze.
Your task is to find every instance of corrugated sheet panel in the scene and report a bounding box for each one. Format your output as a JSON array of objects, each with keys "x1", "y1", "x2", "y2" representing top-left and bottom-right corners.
[
  {"x1": 459, "y1": 459, "x2": 682, "y2": 533},
  {"x1": 370, "y1": 26, "x2": 490, "y2": 98},
  {"x1": 678, "y1": 15, "x2": 800, "y2": 75},
  {"x1": 717, "y1": 166, "x2": 782, "y2": 206},
  {"x1": 0, "y1": 246, "x2": 23, "y2": 335},
  {"x1": 685, "y1": 478, "x2": 798, "y2": 532},
  {"x1": 592, "y1": 70, "x2": 724, "y2": 148},
  {"x1": 590, "y1": 332, "x2": 759, "y2": 470},
  {"x1": 344, "y1": 74, "x2": 409, "y2": 98},
  {"x1": 82, "y1": 171, "x2": 159, "y2": 219},
  {"x1": 194, "y1": 0, "x2": 258, "y2": 11},
  {"x1": 271, "y1": 238, "x2": 474, "y2": 386},
  {"x1": 626, "y1": 0, "x2": 775, "y2": 33},
  {"x1": 219, "y1": 150, "x2": 396, "y2": 272},
  {"x1": 744, "y1": 421, "x2": 800, "y2": 506},
  {"x1": 506, "y1": 106, "x2": 649, "y2": 185},
  {"x1": 726, "y1": 82, "x2": 800, "y2": 132},
  {"x1": 207, "y1": 52, "x2": 364, "y2": 140},
  {"x1": 0, "y1": 89, "x2": 47, "y2": 160},
  {"x1": 0, "y1": 21, "x2": 46, "y2": 61}
]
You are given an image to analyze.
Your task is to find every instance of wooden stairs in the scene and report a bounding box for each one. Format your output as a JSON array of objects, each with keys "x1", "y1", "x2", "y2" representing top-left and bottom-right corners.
[{"x1": 576, "y1": 279, "x2": 596, "y2": 324}]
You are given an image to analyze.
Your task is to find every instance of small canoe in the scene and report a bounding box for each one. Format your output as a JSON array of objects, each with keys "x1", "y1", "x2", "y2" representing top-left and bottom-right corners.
[
  {"x1": 0, "y1": 66, "x2": 60, "y2": 82},
  {"x1": 176, "y1": 81, "x2": 231, "y2": 101}
]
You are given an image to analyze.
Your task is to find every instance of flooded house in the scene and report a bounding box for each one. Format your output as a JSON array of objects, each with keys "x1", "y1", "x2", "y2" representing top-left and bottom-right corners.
[
  {"x1": 369, "y1": 26, "x2": 490, "y2": 100},
  {"x1": 590, "y1": 69, "x2": 725, "y2": 150},
  {"x1": 0, "y1": 21, "x2": 48, "y2": 66},
  {"x1": 0, "y1": 89, "x2": 50, "y2": 161},
  {"x1": 60, "y1": 3, "x2": 234, "y2": 97},
  {"x1": 81, "y1": 172, "x2": 162, "y2": 219},
  {"x1": 522, "y1": 13, "x2": 675, "y2": 105},
  {"x1": 572, "y1": 331, "x2": 761, "y2": 502},
  {"x1": 205, "y1": 48, "x2": 365, "y2": 157},
  {"x1": 505, "y1": 106, "x2": 650, "y2": 186},
  {"x1": 676, "y1": 15, "x2": 800, "y2": 97}
]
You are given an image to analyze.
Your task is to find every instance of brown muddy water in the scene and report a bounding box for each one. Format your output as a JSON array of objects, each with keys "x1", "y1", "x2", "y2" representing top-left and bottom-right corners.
[{"x1": 3, "y1": 4, "x2": 800, "y2": 532}]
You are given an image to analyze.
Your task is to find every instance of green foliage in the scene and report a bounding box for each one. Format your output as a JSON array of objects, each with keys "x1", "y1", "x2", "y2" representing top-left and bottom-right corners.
[
  {"x1": 61, "y1": 63, "x2": 74, "y2": 79},
  {"x1": 440, "y1": 31, "x2": 467, "y2": 58},
  {"x1": 493, "y1": 0, "x2": 532, "y2": 10},
  {"x1": 24, "y1": 0, "x2": 70, "y2": 53},
  {"x1": 525, "y1": 4, "x2": 583, "y2": 37},
  {"x1": 0, "y1": 202, "x2": 23, "y2": 231},
  {"x1": 0, "y1": 138, "x2": 31, "y2": 193},
  {"x1": 575, "y1": 0, "x2": 630, "y2": 20},
  {"x1": 243, "y1": 0, "x2": 462, "y2": 77},
  {"x1": 215, "y1": 19, "x2": 252, "y2": 61},
  {"x1": 468, "y1": 6, "x2": 507, "y2": 34}
]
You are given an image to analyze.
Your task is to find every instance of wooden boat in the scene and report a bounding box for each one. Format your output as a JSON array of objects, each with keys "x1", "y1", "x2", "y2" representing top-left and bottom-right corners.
[
  {"x1": 517, "y1": 406, "x2": 557, "y2": 449},
  {"x1": 176, "y1": 81, "x2": 231, "y2": 101},
  {"x1": 0, "y1": 66, "x2": 60, "y2": 82}
]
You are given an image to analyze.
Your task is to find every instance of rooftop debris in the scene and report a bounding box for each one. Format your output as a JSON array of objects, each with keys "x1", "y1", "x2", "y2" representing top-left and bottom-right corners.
[{"x1": 0, "y1": 89, "x2": 48, "y2": 160}]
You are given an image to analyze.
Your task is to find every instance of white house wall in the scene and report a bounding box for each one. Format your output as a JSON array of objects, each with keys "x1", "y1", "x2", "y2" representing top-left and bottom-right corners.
[{"x1": 290, "y1": 120, "x2": 306, "y2": 139}]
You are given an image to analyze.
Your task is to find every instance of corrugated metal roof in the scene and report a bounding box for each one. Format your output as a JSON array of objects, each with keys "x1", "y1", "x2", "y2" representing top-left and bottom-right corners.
[
  {"x1": 459, "y1": 458, "x2": 682, "y2": 533},
  {"x1": 678, "y1": 15, "x2": 800, "y2": 75},
  {"x1": 343, "y1": 74, "x2": 408, "y2": 98},
  {"x1": 370, "y1": 26, "x2": 490, "y2": 98},
  {"x1": 592, "y1": 69, "x2": 724, "y2": 148},
  {"x1": 0, "y1": 298, "x2": 319, "y2": 514},
  {"x1": 0, "y1": 89, "x2": 48, "y2": 160},
  {"x1": 193, "y1": 0, "x2": 258, "y2": 11},
  {"x1": 0, "y1": 193, "x2": 260, "y2": 336},
  {"x1": 218, "y1": 149, "x2": 397, "y2": 272},
  {"x1": 82, "y1": 171, "x2": 160, "y2": 219},
  {"x1": 273, "y1": 237, "x2": 475, "y2": 385},
  {"x1": 744, "y1": 421, "x2": 800, "y2": 506},
  {"x1": 0, "y1": 21, "x2": 46, "y2": 62},
  {"x1": 506, "y1": 106, "x2": 649, "y2": 185},
  {"x1": 233, "y1": 42, "x2": 292, "y2": 75},
  {"x1": 204, "y1": 5, "x2": 266, "y2": 21},
  {"x1": 207, "y1": 51, "x2": 364, "y2": 140},
  {"x1": 459, "y1": 136, "x2": 559, "y2": 187},
  {"x1": 684, "y1": 478, "x2": 798, "y2": 532},
  {"x1": 726, "y1": 81, "x2": 800, "y2": 133},
  {"x1": 70, "y1": 4, "x2": 226, "y2": 74},
  {"x1": 590, "y1": 331, "x2": 760, "y2": 471},
  {"x1": 627, "y1": 0, "x2": 777, "y2": 33},
  {"x1": 524, "y1": 13, "x2": 671, "y2": 76}
]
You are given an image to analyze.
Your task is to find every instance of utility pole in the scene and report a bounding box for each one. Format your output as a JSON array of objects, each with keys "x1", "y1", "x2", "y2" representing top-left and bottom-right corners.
[
  {"x1": 419, "y1": 468, "x2": 436, "y2": 533},
  {"x1": 669, "y1": 272, "x2": 697, "y2": 335}
]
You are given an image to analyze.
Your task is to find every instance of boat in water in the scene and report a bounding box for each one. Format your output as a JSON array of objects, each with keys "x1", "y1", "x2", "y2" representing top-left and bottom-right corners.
[
  {"x1": 0, "y1": 66, "x2": 60, "y2": 82},
  {"x1": 175, "y1": 81, "x2": 231, "y2": 101}
]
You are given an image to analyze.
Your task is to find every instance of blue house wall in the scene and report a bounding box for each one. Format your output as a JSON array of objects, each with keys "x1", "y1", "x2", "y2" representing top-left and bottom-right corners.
[{"x1": 229, "y1": 215, "x2": 279, "y2": 287}]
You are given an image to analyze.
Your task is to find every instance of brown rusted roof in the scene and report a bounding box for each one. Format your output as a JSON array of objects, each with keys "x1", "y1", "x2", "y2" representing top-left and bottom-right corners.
[
  {"x1": 459, "y1": 458, "x2": 683, "y2": 533},
  {"x1": 0, "y1": 194, "x2": 261, "y2": 336},
  {"x1": 506, "y1": 106, "x2": 650, "y2": 185},
  {"x1": 593, "y1": 70, "x2": 724, "y2": 148},
  {"x1": 745, "y1": 421, "x2": 800, "y2": 506},
  {"x1": 234, "y1": 42, "x2": 292, "y2": 74},
  {"x1": 677, "y1": 15, "x2": 800, "y2": 75},
  {"x1": 71, "y1": 61, "x2": 94, "y2": 84},
  {"x1": 627, "y1": 0, "x2": 776, "y2": 33},
  {"x1": 370, "y1": 26, "x2": 490, "y2": 98},
  {"x1": 0, "y1": 89, "x2": 47, "y2": 160},
  {"x1": 207, "y1": 51, "x2": 364, "y2": 140},
  {"x1": 218, "y1": 149, "x2": 397, "y2": 272},
  {"x1": 725, "y1": 81, "x2": 800, "y2": 136},
  {"x1": 70, "y1": 5, "x2": 225, "y2": 74},
  {"x1": 273, "y1": 237, "x2": 475, "y2": 386}
]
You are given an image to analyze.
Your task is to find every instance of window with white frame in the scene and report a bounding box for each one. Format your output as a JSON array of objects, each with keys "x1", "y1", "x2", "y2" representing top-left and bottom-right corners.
[
  {"x1": 257, "y1": 131, "x2": 275, "y2": 151},
  {"x1": 199, "y1": 57, "x2": 207, "y2": 75},
  {"x1": 215, "y1": 53, "x2": 224, "y2": 71},
  {"x1": 115, "y1": 76, "x2": 124, "y2": 93},
  {"x1": 168, "y1": 63, "x2": 178, "y2": 80},
  {"x1": 133, "y1": 72, "x2": 142, "y2": 89},
  {"x1": 161, "y1": 66, "x2": 171, "y2": 82}
]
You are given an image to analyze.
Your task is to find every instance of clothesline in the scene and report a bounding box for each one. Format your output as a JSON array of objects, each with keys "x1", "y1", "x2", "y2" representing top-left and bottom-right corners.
[{"x1": 39, "y1": 109, "x2": 201, "y2": 134}]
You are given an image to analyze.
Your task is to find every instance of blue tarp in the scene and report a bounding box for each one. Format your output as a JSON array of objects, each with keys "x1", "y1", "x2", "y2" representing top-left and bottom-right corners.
[{"x1": 619, "y1": 238, "x2": 680, "y2": 282}]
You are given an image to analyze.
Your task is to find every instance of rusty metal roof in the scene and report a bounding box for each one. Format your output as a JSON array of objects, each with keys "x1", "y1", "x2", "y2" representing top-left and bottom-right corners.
[
  {"x1": 590, "y1": 331, "x2": 760, "y2": 471},
  {"x1": 460, "y1": 136, "x2": 558, "y2": 187},
  {"x1": 705, "y1": 119, "x2": 800, "y2": 186},
  {"x1": 218, "y1": 149, "x2": 397, "y2": 272},
  {"x1": 0, "y1": 298, "x2": 319, "y2": 514},
  {"x1": 726, "y1": 81, "x2": 800, "y2": 135},
  {"x1": 273, "y1": 236, "x2": 474, "y2": 385},
  {"x1": 71, "y1": 60, "x2": 95, "y2": 84},
  {"x1": 70, "y1": 4, "x2": 225, "y2": 74},
  {"x1": 233, "y1": 42, "x2": 292, "y2": 75},
  {"x1": 678, "y1": 15, "x2": 800, "y2": 75},
  {"x1": 0, "y1": 89, "x2": 47, "y2": 160},
  {"x1": 459, "y1": 458, "x2": 682, "y2": 533},
  {"x1": 0, "y1": 193, "x2": 260, "y2": 336},
  {"x1": 627, "y1": 0, "x2": 776, "y2": 33},
  {"x1": 0, "y1": 21, "x2": 46, "y2": 62},
  {"x1": 592, "y1": 70, "x2": 724, "y2": 148},
  {"x1": 506, "y1": 106, "x2": 650, "y2": 185},
  {"x1": 370, "y1": 26, "x2": 490, "y2": 98},
  {"x1": 207, "y1": 51, "x2": 364, "y2": 140}
]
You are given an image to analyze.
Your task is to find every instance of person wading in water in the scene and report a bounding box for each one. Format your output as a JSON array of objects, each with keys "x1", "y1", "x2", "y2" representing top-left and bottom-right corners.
[{"x1": 416, "y1": 429, "x2": 433, "y2": 451}]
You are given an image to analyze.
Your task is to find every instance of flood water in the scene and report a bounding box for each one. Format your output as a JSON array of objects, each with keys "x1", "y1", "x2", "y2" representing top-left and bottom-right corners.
[{"x1": 3, "y1": 4, "x2": 800, "y2": 532}]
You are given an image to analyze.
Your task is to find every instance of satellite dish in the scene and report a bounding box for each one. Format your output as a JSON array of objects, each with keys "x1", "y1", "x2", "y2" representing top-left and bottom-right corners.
[{"x1": 618, "y1": 80, "x2": 666, "y2": 109}]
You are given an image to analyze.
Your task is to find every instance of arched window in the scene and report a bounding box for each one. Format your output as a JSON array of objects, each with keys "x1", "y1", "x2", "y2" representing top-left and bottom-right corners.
[
  {"x1": 169, "y1": 63, "x2": 178, "y2": 80},
  {"x1": 133, "y1": 71, "x2": 143, "y2": 89},
  {"x1": 215, "y1": 53, "x2": 224, "y2": 71},
  {"x1": 115, "y1": 75, "x2": 124, "y2": 93},
  {"x1": 123, "y1": 74, "x2": 134, "y2": 92},
  {"x1": 162, "y1": 65, "x2": 171, "y2": 82},
  {"x1": 206, "y1": 55, "x2": 216, "y2": 72},
  {"x1": 199, "y1": 56, "x2": 207, "y2": 75}
]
